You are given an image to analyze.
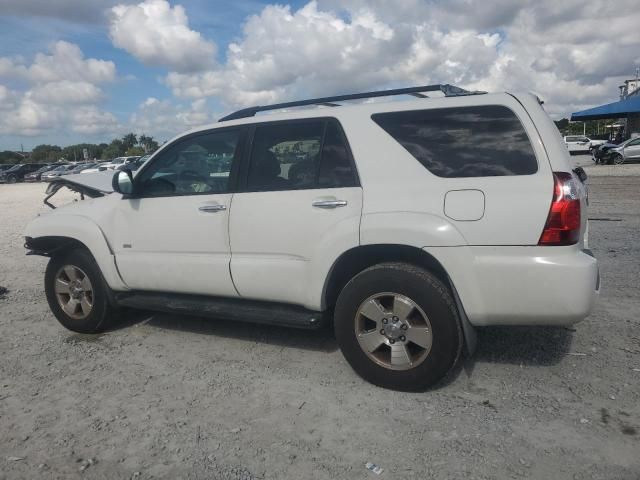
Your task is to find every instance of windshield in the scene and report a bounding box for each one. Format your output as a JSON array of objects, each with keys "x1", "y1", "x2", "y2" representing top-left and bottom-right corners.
[
  {"x1": 6, "y1": 164, "x2": 25, "y2": 172},
  {"x1": 33, "y1": 165, "x2": 53, "y2": 174}
]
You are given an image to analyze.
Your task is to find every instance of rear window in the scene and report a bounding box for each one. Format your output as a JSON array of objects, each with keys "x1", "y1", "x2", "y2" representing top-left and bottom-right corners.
[{"x1": 371, "y1": 105, "x2": 538, "y2": 178}]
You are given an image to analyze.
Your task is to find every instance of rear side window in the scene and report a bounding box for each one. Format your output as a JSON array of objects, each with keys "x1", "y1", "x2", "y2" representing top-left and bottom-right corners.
[
  {"x1": 318, "y1": 121, "x2": 357, "y2": 188},
  {"x1": 247, "y1": 119, "x2": 357, "y2": 191},
  {"x1": 372, "y1": 105, "x2": 538, "y2": 178}
]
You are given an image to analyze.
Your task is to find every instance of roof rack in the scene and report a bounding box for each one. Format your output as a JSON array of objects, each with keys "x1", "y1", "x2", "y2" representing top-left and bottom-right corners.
[{"x1": 218, "y1": 84, "x2": 486, "y2": 122}]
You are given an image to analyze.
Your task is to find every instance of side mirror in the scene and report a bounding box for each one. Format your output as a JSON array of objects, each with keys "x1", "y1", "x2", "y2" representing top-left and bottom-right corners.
[{"x1": 112, "y1": 169, "x2": 134, "y2": 195}]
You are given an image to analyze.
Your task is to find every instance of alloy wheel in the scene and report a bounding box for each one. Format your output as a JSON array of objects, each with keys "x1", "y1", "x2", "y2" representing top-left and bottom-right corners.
[
  {"x1": 54, "y1": 265, "x2": 94, "y2": 320},
  {"x1": 354, "y1": 292, "x2": 433, "y2": 371}
]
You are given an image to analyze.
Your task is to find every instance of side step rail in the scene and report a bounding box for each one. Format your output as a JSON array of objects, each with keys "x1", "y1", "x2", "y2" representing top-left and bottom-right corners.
[{"x1": 115, "y1": 292, "x2": 327, "y2": 330}]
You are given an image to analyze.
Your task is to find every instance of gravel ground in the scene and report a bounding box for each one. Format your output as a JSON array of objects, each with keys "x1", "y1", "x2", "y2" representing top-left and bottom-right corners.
[{"x1": 0, "y1": 179, "x2": 639, "y2": 480}]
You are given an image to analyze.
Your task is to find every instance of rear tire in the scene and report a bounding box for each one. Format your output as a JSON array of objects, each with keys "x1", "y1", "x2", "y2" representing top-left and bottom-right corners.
[
  {"x1": 45, "y1": 249, "x2": 115, "y2": 333},
  {"x1": 334, "y1": 262, "x2": 462, "y2": 391}
]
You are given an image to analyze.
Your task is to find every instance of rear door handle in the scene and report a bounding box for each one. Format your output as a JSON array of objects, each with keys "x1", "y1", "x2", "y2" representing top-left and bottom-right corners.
[
  {"x1": 312, "y1": 199, "x2": 348, "y2": 209},
  {"x1": 199, "y1": 204, "x2": 226, "y2": 213}
]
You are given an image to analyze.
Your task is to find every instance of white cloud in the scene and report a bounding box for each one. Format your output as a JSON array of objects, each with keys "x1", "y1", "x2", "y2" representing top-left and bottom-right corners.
[
  {"x1": 0, "y1": 41, "x2": 116, "y2": 85},
  {"x1": 128, "y1": 97, "x2": 216, "y2": 138},
  {"x1": 109, "y1": 0, "x2": 216, "y2": 72},
  {"x1": 71, "y1": 106, "x2": 121, "y2": 134},
  {"x1": 161, "y1": 0, "x2": 640, "y2": 120},
  {"x1": 29, "y1": 80, "x2": 104, "y2": 105},
  {"x1": 0, "y1": 85, "x2": 19, "y2": 111},
  {"x1": 0, "y1": 96, "x2": 59, "y2": 136},
  {"x1": 0, "y1": 42, "x2": 118, "y2": 137}
]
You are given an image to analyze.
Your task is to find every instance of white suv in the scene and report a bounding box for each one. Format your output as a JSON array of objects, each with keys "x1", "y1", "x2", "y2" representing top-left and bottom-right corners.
[{"x1": 25, "y1": 85, "x2": 599, "y2": 391}]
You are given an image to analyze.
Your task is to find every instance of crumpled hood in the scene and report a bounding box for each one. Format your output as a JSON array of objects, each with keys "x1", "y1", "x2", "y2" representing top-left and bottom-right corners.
[{"x1": 48, "y1": 171, "x2": 115, "y2": 194}]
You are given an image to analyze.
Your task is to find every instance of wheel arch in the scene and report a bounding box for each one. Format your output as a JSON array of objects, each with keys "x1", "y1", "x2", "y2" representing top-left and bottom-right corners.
[
  {"x1": 324, "y1": 244, "x2": 450, "y2": 309},
  {"x1": 24, "y1": 214, "x2": 129, "y2": 291},
  {"x1": 324, "y1": 243, "x2": 477, "y2": 355}
]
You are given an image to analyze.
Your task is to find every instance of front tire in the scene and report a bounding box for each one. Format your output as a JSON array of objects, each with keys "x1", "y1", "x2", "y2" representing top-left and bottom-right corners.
[
  {"x1": 334, "y1": 262, "x2": 462, "y2": 391},
  {"x1": 7, "y1": 174, "x2": 17, "y2": 184},
  {"x1": 45, "y1": 249, "x2": 115, "y2": 333},
  {"x1": 612, "y1": 153, "x2": 624, "y2": 165}
]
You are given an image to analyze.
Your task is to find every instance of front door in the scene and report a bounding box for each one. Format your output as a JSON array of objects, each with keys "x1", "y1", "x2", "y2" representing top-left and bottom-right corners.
[
  {"x1": 113, "y1": 127, "x2": 244, "y2": 296},
  {"x1": 229, "y1": 119, "x2": 362, "y2": 308}
]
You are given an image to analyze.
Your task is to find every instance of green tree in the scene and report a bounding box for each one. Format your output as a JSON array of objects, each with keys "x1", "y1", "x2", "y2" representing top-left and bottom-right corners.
[
  {"x1": 61, "y1": 143, "x2": 105, "y2": 161},
  {"x1": 102, "y1": 139, "x2": 124, "y2": 159},
  {"x1": 0, "y1": 151, "x2": 23, "y2": 164},
  {"x1": 125, "y1": 146, "x2": 145, "y2": 156},
  {"x1": 31, "y1": 144, "x2": 62, "y2": 162},
  {"x1": 122, "y1": 133, "x2": 138, "y2": 151},
  {"x1": 138, "y1": 134, "x2": 159, "y2": 153}
]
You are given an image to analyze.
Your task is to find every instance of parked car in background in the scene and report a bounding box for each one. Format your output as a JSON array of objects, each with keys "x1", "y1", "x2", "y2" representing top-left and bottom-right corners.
[
  {"x1": 64, "y1": 162, "x2": 99, "y2": 175},
  {"x1": 0, "y1": 163, "x2": 49, "y2": 183},
  {"x1": 595, "y1": 137, "x2": 640, "y2": 164},
  {"x1": 563, "y1": 135, "x2": 607, "y2": 154},
  {"x1": 41, "y1": 164, "x2": 75, "y2": 181},
  {"x1": 79, "y1": 161, "x2": 112, "y2": 174},
  {"x1": 101, "y1": 156, "x2": 140, "y2": 171},
  {"x1": 25, "y1": 85, "x2": 598, "y2": 391},
  {"x1": 116, "y1": 155, "x2": 150, "y2": 172},
  {"x1": 24, "y1": 164, "x2": 57, "y2": 182}
]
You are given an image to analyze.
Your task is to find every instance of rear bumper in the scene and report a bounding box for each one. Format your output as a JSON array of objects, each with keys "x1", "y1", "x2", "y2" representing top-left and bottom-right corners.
[{"x1": 426, "y1": 245, "x2": 599, "y2": 327}]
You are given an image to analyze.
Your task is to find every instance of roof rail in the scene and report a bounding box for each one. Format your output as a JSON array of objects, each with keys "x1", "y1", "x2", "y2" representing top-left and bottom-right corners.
[{"x1": 218, "y1": 84, "x2": 486, "y2": 122}]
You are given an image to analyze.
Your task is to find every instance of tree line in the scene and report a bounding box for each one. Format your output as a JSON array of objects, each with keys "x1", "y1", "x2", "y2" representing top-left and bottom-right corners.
[{"x1": 0, "y1": 133, "x2": 160, "y2": 164}]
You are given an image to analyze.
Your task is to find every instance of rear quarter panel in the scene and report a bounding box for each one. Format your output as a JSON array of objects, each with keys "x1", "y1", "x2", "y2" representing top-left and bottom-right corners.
[{"x1": 340, "y1": 93, "x2": 554, "y2": 246}]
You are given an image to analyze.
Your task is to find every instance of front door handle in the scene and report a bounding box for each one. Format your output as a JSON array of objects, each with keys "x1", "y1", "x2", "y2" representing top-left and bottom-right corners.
[
  {"x1": 199, "y1": 204, "x2": 226, "y2": 213},
  {"x1": 312, "y1": 199, "x2": 348, "y2": 209}
]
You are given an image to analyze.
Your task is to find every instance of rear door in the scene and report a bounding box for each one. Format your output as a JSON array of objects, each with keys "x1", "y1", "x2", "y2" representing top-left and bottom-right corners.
[{"x1": 229, "y1": 118, "x2": 362, "y2": 307}]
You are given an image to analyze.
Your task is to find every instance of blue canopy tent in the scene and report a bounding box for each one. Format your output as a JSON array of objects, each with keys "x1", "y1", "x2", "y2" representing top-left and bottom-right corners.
[{"x1": 571, "y1": 96, "x2": 640, "y2": 121}]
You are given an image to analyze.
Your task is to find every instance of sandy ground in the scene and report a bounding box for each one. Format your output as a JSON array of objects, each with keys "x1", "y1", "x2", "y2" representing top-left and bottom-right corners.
[{"x1": 0, "y1": 177, "x2": 639, "y2": 480}]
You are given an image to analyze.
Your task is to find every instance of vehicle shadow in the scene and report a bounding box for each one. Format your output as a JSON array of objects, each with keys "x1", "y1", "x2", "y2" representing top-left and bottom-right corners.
[
  {"x1": 467, "y1": 325, "x2": 574, "y2": 367},
  {"x1": 111, "y1": 312, "x2": 575, "y2": 386},
  {"x1": 111, "y1": 309, "x2": 339, "y2": 353}
]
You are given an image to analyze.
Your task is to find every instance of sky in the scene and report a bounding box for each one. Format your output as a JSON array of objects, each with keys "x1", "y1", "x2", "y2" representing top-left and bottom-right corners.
[{"x1": 0, "y1": 0, "x2": 639, "y2": 150}]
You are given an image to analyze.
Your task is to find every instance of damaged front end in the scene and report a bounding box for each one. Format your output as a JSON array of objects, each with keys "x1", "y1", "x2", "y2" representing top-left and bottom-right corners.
[{"x1": 43, "y1": 173, "x2": 114, "y2": 209}]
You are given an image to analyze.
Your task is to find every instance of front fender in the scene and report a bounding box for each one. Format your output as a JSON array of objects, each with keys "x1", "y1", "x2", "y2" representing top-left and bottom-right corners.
[{"x1": 24, "y1": 213, "x2": 129, "y2": 291}]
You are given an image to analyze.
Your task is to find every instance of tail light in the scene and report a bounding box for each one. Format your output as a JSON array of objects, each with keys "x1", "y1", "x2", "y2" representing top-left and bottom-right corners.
[{"x1": 538, "y1": 172, "x2": 581, "y2": 246}]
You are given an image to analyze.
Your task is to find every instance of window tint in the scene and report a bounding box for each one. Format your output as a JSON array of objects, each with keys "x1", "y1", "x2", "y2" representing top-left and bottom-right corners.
[
  {"x1": 137, "y1": 130, "x2": 240, "y2": 197},
  {"x1": 318, "y1": 121, "x2": 357, "y2": 188},
  {"x1": 372, "y1": 106, "x2": 537, "y2": 178},
  {"x1": 247, "y1": 119, "x2": 357, "y2": 191},
  {"x1": 248, "y1": 121, "x2": 323, "y2": 190}
]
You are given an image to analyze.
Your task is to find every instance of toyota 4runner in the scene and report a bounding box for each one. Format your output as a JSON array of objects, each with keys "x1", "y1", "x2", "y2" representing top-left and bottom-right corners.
[{"x1": 25, "y1": 84, "x2": 599, "y2": 391}]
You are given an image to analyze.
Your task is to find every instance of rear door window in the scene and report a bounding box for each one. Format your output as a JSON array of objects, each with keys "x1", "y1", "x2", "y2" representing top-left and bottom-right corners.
[
  {"x1": 246, "y1": 119, "x2": 357, "y2": 191},
  {"x1": 372, "y1": 105, "x2": 538, "y2": 178}
]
